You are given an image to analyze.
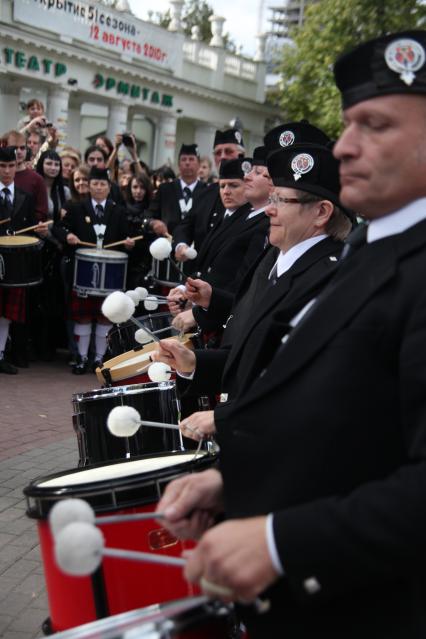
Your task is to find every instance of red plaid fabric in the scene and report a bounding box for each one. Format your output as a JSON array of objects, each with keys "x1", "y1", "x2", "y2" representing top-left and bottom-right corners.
[
  {"x1": 0, "y1": 287, "x2": 26, "y2": 323},
  {"x1": 70, "y1": 291, "x2": 105, "y2": 322}
]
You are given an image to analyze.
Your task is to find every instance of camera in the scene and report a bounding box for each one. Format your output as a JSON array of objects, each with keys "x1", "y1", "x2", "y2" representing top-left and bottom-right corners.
[
  {"x1": 122, "y1": 133, "x2": 133, "y2": 147},
  {"x1": 45, "y1": 122, "x2": 53, "y2": 128}
]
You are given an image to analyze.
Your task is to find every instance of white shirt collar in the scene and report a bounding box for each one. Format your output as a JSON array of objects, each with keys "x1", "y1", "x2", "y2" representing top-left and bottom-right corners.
[
  {"x1": 224, "y1": 208, "x2": 236, "y2": 218},
  {"x1": 367, "y1": 198, "x2": 426, "y2": 243},
  {"x1": 92, "y1": 199, "x2": 107, "y2": 210},
  {"x1": 0, "y1": 182, "x2": 14, "y2": 199},
  {"x1": 180, "y1": 179, "x2": 198, "y2": 192},
  {"x1": 270, "y1": 234, "x2": 327, "y2": 279},
  {"x1": 247, "y1": 206, "x2": 266, "y2": 220}
]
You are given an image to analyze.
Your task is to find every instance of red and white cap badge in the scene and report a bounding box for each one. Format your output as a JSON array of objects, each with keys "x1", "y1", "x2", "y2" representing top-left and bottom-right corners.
[
  {"x1": 279, "y1": 130, "x2": 295, "y2": 147},
  {"x1": 385, "y1": 38, "x2": 426, "y2": 86},
  {"x1": 291, "y1": 153, "x2": 314, "y2": 181}
]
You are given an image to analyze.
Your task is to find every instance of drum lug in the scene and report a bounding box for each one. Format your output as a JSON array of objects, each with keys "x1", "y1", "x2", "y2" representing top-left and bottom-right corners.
[{"x1": 100, "y1": 365, "x2": 113, "y2": 387}]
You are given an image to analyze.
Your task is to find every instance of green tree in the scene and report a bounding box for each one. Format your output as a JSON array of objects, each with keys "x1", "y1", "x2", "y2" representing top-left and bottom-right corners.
[
  {"x1": 157, "y1": 0, "x2": 235, "y2": 50},
  {"x1": 277, "y1": 0, "x2": 426, "y2": 138}
]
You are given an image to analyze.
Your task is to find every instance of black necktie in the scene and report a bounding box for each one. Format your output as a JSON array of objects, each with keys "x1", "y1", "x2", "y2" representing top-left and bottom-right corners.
[
  {"x1": 2, "y1": 188, "x2": 12, "y2": 213},
  {"x1": 183, "y1": 187, "x2": 192, "y2": 203},
  {"x1": 341, "y1": 223, "x2": 368, "y2": 259},
  {"x1": 95, "y1": 204, "x2": 104, "y2": 219}
]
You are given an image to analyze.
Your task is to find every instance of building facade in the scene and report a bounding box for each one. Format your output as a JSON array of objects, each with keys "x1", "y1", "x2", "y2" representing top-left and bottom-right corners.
[{"x1": 0, "y1": 0, "x2": 277, "y2": 167}]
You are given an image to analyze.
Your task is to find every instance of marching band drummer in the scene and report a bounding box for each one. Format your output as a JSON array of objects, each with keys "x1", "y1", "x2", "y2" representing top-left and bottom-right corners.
[
  {"x1": 154, "y1": 142, "x2": 351, "y2": 438},
  {"x1": 0, "y1": 146, "x2": 49, "y2": 374},
  {"x1": 156, "y1": 30, "x2": 426, "y2": 639},
  {"x1": 53, "y1": 167, "x2": 134, "y2": 374}
]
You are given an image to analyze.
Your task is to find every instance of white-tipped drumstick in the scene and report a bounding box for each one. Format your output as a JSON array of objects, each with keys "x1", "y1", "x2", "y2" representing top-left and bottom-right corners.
[
  {"x1": 54, "y1": 522, "x2": 185, "y2": 577},
  {"x1": 107, "y1": 405, "x2": 179, "y2": 439}
]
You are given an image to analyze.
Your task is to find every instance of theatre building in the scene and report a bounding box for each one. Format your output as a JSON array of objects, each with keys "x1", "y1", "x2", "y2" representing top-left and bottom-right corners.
[{"x1": 0, "y1": 0, "x2": 277, "y2": 166}]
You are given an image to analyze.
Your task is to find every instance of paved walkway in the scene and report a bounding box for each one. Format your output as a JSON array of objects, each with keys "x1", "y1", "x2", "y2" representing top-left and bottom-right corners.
[{"x1": 0, "y1": 354, "x2": 97, "y2": 638}]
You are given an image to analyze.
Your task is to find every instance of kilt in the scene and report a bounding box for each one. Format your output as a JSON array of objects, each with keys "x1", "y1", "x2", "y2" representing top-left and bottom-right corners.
[
  {"x1": 70, "y1": 291, "x2": 105, "y2": 323},
  {"x1": 0, "y1": 287, "x2": 26, "y2": 323}
]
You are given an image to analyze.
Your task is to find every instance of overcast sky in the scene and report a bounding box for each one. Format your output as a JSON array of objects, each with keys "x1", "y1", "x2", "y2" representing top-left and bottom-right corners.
[{"x1": 128, "y1": 0, "x2": 268, "y2": 57}]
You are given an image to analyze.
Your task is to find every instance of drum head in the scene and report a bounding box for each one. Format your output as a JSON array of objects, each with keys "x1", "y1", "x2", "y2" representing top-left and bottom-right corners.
[
  {"x1": 76, "y1": 248, "x2": 127, "y2": 258},
  {"x1": 37, "y1": 453, "x2": 205, "y2": 488},
  {"x1": 0, "y1": 235, "x2": 40, "y2": 246}
]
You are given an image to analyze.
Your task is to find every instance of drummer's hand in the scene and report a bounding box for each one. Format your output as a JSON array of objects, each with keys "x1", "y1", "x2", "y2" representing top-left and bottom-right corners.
[
  {"x1": 150, "y1": 219, "x2": 168, "y2": 236},
  {"x1": 171, "y1": 309, "x2": 196, "y2": 332},
  {"x1": 36, "y1": 221, "x2": 50, "y2": 237},
  {"x1": 175, "y1": 244, "x2": 189, "y2": 262},
  {"x1": 180, "y1": 411, "x2": 215, "y2": 441},
  {"x1": 167, "y1": 286, "x2": 189, "y2": 316},
  {"x1": 185, "y1": 277, "x2": 212, "y2": 309},
  {"x1": 184, "y1": 517, "x2": 279, "y2": 602},
  {"x1": 156, "y1": 468, "x2": 224, "y2": 540},
  {"x1": 66, "y1": 233, "x2": 79, "y2": 245},
  {"x1": 151, "y1": 338, "x2": 196, "y2": 373},
  {"x1": 124, "y1": 237, "x2": 135, "y2": 249}
]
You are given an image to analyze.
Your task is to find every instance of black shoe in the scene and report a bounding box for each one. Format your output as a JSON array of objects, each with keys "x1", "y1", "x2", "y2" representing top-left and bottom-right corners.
[
  {"x1": 10, "y1": 354, "x2": 29, "y2": 368},
  {"x1": 0, "y1": 359, "x2": 18, "y2": 375},
  {"x1": 92, "y1": 360, "x2": 103, "y2": 373},
  {"x1": 72, "y1": 358, "x2": 88, "y2": 375}
]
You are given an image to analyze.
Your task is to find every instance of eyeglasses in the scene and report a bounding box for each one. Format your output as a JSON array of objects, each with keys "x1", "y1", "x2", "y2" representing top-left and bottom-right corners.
[{"x1": 267, "y1": 195, "x2": 319, "y2": 206}]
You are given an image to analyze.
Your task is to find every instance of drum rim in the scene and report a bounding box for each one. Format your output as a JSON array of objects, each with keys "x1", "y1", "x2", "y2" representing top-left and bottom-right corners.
[
  {"x1": 72, "y1": 381, "x2": 174, "y2": 402},
  {"x1": 46, "y1": 596, "x2": 227, "y2": 639},
  {"x1": 75, "y1": 248, "x2": 128, "y2": 259},
  {"x1": 24, "y1": 450, "x2": 213, "y2": 503}
]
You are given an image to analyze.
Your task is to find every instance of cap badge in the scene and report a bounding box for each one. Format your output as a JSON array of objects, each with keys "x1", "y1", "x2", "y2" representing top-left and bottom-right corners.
[
  {"x1": 235, "y1": 131, "x2": 242, "y2": 144},
  {"x1": 279, "y1": 130, "x2": 295, "y2": 147},
  {"x1": 385, "y1": 38, "x2": 425, "y2": 86},
  {"x1": 291, "y1": 153, "x2": 314, "y2": 181},
  {"x1": 241, "y1": 160, "x2": 252, "y2": 175}
]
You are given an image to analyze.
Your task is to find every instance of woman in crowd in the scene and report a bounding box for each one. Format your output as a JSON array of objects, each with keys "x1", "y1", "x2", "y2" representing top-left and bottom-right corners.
[
  {"x1": 68, "y1": 164, "x2": 90, "y2": 203},
  {"x1": 124, "y1": 174, "x2": 155, "y2": 288},
  {"x1": 33, "y1": 151, "x2": 71, "y2": 359},
  {"x1": 60, "y1": 148, "x2": 80, "y2": 187}
]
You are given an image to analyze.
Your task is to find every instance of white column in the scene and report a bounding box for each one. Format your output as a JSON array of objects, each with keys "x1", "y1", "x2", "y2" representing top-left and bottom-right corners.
[
  {"x1": 48, "y1": 87, "x2": 70, "y2": 150},
  {"x1": 0, "y1": 78, "x2": 22, "y2": 133},
  {"x1": 107, "y1": 102, "x2": 129, "y2": 140},
  {"x1": 194, "y1": 123, "x2": 217, "y2": 159},
  {"x1": 67, "y1": 103, "x2": 82, "y2": 150},
  {"x1": 155, "y1": 114, "x2": 177, "y2": 167}
]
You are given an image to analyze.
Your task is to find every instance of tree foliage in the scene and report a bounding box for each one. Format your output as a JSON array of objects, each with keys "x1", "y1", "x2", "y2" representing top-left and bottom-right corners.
[
  {"x1": 277, "y1": 0, "x2": 426, "y2": 138},
  {"x1": 157, "y1": 0, "x2": 235, "y2": 50}
]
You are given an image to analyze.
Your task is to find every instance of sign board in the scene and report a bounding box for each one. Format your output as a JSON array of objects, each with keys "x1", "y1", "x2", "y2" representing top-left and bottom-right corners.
[{"x1": 13, "y1": 0, "x2": 183, "y2": 73}]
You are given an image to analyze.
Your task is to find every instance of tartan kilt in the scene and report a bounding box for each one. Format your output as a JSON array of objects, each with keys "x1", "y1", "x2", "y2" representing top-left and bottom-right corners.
[
  {"x1": 70, "y1": 291, "x2": 105, "y2": 322},
  {"x1": 0, "y1": 287, "x2": 26, "y2": 323}
]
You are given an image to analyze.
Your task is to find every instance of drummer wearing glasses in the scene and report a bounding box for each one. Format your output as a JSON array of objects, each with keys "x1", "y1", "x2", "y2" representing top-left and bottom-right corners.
[{"x1": 54, "y1": 167, "x2": 134, "y2": 374}]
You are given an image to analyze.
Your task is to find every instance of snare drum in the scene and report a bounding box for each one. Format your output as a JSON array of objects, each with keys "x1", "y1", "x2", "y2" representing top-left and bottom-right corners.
[
  {"x1": 72, "y1": 381, "x2": 183, "y2": 466},
  {"x1": 0, "y1": 235, "x2": 43, "y2": 287},
  {"x1": 73, "y1": 248, "x2": 128, "y2": 297},
  {"x1": 24, "y1": 451, "x2": 215, "y2": 633},
  {"x1": 97, "y1": 335, "x2": 195, "y2": 387},
  {"x1": 47, "y1": 596, "x2": 233, "y2": 638},
  {"x1": 107, "y1": 312, "x2": 180, "y2": 359}
]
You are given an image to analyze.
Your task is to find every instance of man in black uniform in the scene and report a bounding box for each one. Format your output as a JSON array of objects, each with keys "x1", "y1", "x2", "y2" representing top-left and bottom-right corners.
[
  {"x1": 172, "y1": 128, "x2": 245, "y2": 260},
  {"x1": 156, "y1": 30, "x2": 426, "y2": 639},
  {"x1": 54, "y1": 167, "x2": 134, "y2": 373},
  {"x1": 148, "y1": 143, "x2": 206, "y2": 236},
  {"x1": 0, "y1": 146, "x2": 45, "y2": 374}
]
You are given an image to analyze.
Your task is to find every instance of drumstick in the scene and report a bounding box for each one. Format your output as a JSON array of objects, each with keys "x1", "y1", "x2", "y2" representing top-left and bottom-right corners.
[
  {"x1": 139, "y1": 419, "x2": 180, "y2": 430},
  {"x1": 15, "y1": 220, "x2": 53, "y2": 234},
  {"x1": 128, "y1": 316, "x2": 160, "y2": 343},
  {"x1": 0, "y1": 218, "x2": 10, "y2": 226},
  {"x1": 77, "y1": 240, "x2": 97, "y2": 248},
  {"x1": 96, "y1": 511, "x2": 166, "y2": 524},
  {"x1": 104, "y1": 235, "x2": 144, "y2": 249}
]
